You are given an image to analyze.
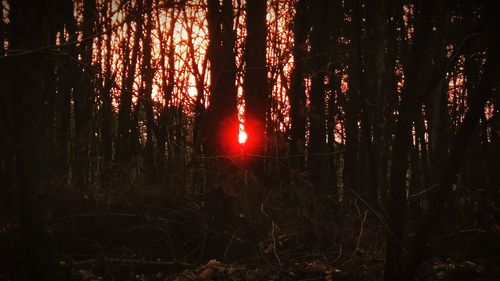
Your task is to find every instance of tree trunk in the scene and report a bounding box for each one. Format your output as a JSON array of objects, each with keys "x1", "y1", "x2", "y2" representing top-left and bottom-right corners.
[
  {"x1": 206, "y1": 0, "x2": 238, "y2": 156},
  {"x1": 307, "y1": 0, "x2": 330, "y2": 189},
  {"x1": 100, "y1": 0, "x2": 114, "y2": 189},
  {"x1": 183, "y1": 5, "x2": 208, "y2": 190},
  {"x1": 117, "y1": 0, "x2": 143, "y2": 173},
  {"x1": 288, "y1": 0, "x2": 308, "y2": 169},
  {"x1": 343, "y1": 0, "x2": 361, "y2": 193},
  {"x1": 9, "y1": 0, "x2": 60, "y2": 279},
  {"x1": 0, "y1": 1, "x2": 15, "y2": 215},
  {"x1": 154, "y1": 4, "x2": 177, "y2": 181},
  {"x1": 369, "y1": 0, "x2": 388, "y2": 206},
  {"x1": 141, "y1": 0, "x2": 155, "y2": 183},
  {"x1": 384, "y1": 1, "x2": 436, "y2": 280},
  {"x1": 74, "y1": 0, "x2": 97, "y2": 190},
  {"x1": 406, "y1": 12, "x2": 499, "y2": 280},
  {"x1": 244, "y1": 0, "x2": 268, "y2": 177}
]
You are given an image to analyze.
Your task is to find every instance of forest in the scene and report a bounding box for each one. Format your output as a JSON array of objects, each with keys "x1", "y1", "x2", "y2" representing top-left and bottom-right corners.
[{"x1": 0, "y1": 0, "x2": 499, "y2": 280}]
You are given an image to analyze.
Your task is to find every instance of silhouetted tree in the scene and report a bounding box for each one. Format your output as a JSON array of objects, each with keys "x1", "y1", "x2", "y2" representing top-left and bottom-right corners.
[
  {"x1": 73, "y1": 0, "x2": 97, "y2": 190},
  {"x1": 141, "y1": 0, "x2": 155, "y2": 182},
  {"x1": 8, "y1": 0, "x2": 60, "y2": 279},
  {"x1": 99, "y1": 0, "x2": 114, "y2": 189},
  {"x1": 406, "y1": 8, "x2": 499, "y2": 279},
  {"x1": 244, "y1": 0, "x2": 268, "y2": 176},
  {"x1": 117, "y1": 0, "x2": 143, "y2": 173},
  {"x1": 206, "y1": 0, "x2": 238, "y2": 155},
  {"x1": 288, "y1": 0, "x2": 308, "y2": 169},
  {"x1": 384, "y1": 1, "x2": 437, "y2": 279},
  {"x1": 307, "y1": 0, "x2": 330, "y2": 189}
]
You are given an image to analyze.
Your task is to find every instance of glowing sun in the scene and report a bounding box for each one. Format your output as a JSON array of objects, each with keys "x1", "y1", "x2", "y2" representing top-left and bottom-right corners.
[{"x1": 238, "y1": 130, "x2": 248, "y2": 144}]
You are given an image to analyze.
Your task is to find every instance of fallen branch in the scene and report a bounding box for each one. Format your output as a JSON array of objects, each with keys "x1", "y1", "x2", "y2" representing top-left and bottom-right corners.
[
  {"x1": 429, "y1": 229, "x2": 488, "y2": 248},
  {"x1": 53, "y1": 212, "x2": 202, "y2": 231},
  {"x1": 60, "y1": 258, "x2": 192, "y2": 269}
]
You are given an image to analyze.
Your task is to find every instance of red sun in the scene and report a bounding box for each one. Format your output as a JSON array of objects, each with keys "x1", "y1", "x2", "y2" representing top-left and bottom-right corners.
[
  {"x1": 238, "y1": 130, "x2": 248, "y2": 144},
  {"x1": 218, "y1": 117, "x2": 263, "y2": 156},
  {"x1": 236, "y1": 117, "x2": 265, "y2": 155}
]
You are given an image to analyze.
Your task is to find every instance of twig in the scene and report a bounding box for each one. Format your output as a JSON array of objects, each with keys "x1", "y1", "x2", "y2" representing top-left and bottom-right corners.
[
  {"x1": 429, "y1": 229, "x2": 487, "y2": 248},
  {"x1": 53, "y1": 212, "x2": 199, "y2": 230},
  {"x1": 261, "y1": 203, "x2": 282, "y2": 267},
  {"x1": 332, "y1": 244, "x2": 343, "y2": 263},
  {"x1": 198, "y1": 150, "x2": 345, "y2": 160},
  {"x1": 408, "y1": 184, "x2": 438, "y2": 200},
  {"x1": 341, "y1": 208, "x2": 367, "y2": 266},
  {"x1": 224, "y1": 228, "x2": 240, "y2": 258},
  {"x1": 79, "y1": 238, "x2": 107, "y2": 259},
  {"x1": 348, "y1": 190, "x2": 389, "y2": 231},
  {"x1": 60, "y1": 258, "x2": 192, "y2": 268}
]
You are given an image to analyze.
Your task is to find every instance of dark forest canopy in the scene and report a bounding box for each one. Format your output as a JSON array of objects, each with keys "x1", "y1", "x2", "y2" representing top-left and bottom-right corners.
[{"x1": 0, "y1": 0, "x2": 499, "y2": 280}]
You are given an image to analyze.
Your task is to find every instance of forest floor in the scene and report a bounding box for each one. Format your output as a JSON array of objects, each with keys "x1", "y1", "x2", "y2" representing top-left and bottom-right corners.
[{"x1": 1, "y1": 182, "x2": 499, "y2": 281}]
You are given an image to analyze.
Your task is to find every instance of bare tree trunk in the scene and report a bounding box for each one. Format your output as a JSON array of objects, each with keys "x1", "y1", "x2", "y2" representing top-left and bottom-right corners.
[
  {"x1": 307, "y1": 0, "x2": 330, "y2": 189},
  {"x1": 369, "y1": 0, "x2": 388, "y2": 206},
  {"x1": 0, "y1": 0, "x2": 15, "y2": 217},
  {"x1": 100, "y1": 0, "x2": 114, "y2": 189},
  {"x1": 54, "y1": 0, "x2": 75, "y2": 186},
  {"x1": 117, "y1": 0, "x2": 143, "y2": 174},
  {"x1": 244, "y1": 0, "x2": 268, "y2": 177},
  {"x1": 406, "y1": 13, "x2": 499, "y2": 280},
  {"x1": 141, "y1": 0, "x2": 155, "y2": 183},
  {"x1": 0, "y1": 0, "x2": 3, "y2": 57},
  {"x1": 154, "y1": 3, "x2": 177, "y2": 181},
  {"x1": 384, "y1": 1, "x2": 436, "y2": 280},
  {"x1": 9, "y1": 0, "x2": 60, "y2": 279},
  {"x1": 343, "y1": 0, "x2": 361, "y2": 193},
  {"x1": 74, "y1": 0, "x2": 97, "y2": 190},
  {"x1": 324, "y1": 1, "x2": 342, "y2": 192},
  {"x1": 183, "y1": 6, "x2": 208, "y2": 191},
  {"x1": 288, "y1": 0, "x2": 308, "y2": 169},
  {"x1": 206, "y1": 0, "x2": 238, "y2": 156}
]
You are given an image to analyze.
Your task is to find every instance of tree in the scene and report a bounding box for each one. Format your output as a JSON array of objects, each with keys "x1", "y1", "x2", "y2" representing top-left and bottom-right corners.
[
  {"x1": 141, "y1": 0, "x2": 156, "y2": 182},
  {"x1": 406, "y1": 7, "x2": 499, "y2": 279},
  {"x1": 307, "y1": 0, "x2": 331, "y2": 189},
  {"x1": 383, "y1": 2, "x2": 436, "y2": 279},
  {"x1": 117, "y1": 0, "x2": 143, "y2": 173},
  {"x1": 205, "y1": 0, "x2": 238, "y2": 156},
  {"x1": 244, "y1": 0, "x2": 268, "y2": 175},
  {"x1": 7, "y1": 0, "x2": 60, "y2": 279},
  {"x1": 288, "y1": 0, "x2": 308, "y2": 169},
  {"x1": 206, "y1": 0, "x2": 238, "y2": 156},
  {"x1": 0, "y1": 0, "x2": 15, "y2": 217},
  {"x1": 155, "y1": 2, "x2": 178, "y2": 181},
  {"x1": 74, "y1": 0, "x2": 98, "y2": 190},
  {"x1": 343, "y1": 0, "x2": 362, "y2": 194},
  {"x1": 99, "y1": 0, "x2": 115, "y2": 189}
]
